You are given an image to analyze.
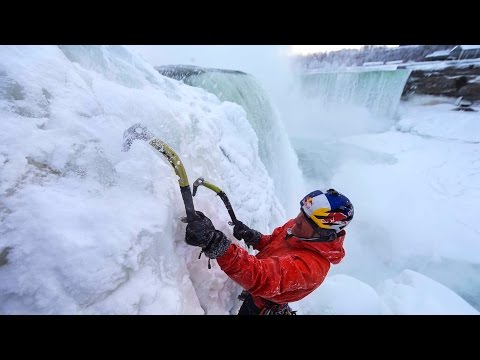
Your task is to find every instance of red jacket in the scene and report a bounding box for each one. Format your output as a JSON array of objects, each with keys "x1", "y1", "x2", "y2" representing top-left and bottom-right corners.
[{"x1": 217, "y1": 219, "x2": 346, "y2": 310}]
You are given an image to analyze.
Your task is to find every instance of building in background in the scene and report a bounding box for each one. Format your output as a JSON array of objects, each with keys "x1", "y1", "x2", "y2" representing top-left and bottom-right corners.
[{"x1": 447, "y1": 45, "x2": 480, "y2": 60}]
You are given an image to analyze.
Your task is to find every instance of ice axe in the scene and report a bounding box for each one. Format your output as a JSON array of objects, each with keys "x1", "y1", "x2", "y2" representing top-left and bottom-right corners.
[
  {"x1": 122, "y1": 123, "x2": 199, "y2": 222},
  {"x1": 192, "y1": 177, "x2": 238, "y2": 226}
]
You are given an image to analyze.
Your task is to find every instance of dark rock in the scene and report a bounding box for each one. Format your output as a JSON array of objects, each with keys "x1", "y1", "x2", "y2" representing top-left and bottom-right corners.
[
  {"x1": 0, "y1": 247, "x2": 12, "y2": 267},
  {"x1": 458, "y1": 82, "x2": 480, "y2": 100},
  {"x1": 156, "y1": 64, "x2": 247, "y2": 82},
  {"x1": 403, "y1": 66, "x2": 480, "y2": 101}
]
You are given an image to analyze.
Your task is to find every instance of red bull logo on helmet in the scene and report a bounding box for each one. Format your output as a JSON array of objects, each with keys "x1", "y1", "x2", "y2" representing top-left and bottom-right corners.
[
  {"x1": 323, "y1": 211, "x2": 348, "y2": 224},
  {"x1": 303, "y1": 197, "x2": 313, "y2": 209}
]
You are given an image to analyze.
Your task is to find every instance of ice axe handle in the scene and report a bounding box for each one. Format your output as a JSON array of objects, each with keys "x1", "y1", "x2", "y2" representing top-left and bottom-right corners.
[
  {"x1": 180, "y1": 186, "x2": 199, "y2": 222},
  {"x1": 191, "y1": 177, "x2": 238, "y2": 226},
  {"x1": 217, "y1": 192, "x2": 238, "y2": 226}
]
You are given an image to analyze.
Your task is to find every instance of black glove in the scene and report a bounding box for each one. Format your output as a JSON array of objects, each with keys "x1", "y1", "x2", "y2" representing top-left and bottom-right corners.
[
  {"x1": 185, "y1": 211, "x2": 231, "y2": 259},
  {"x1": 233, "y1": 220, "x2": 262, "y2": 247}
]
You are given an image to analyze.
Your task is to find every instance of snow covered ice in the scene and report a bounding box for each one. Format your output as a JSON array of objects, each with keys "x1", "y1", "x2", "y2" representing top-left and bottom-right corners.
[{"x1": 0, "y1": 45, "x2": 479, "y2": 314}]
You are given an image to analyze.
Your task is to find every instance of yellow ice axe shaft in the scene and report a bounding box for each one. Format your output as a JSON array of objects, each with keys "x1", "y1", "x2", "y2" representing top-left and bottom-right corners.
[
  {"x1": 122, "y1": 123, "x2": 198, "y2": 222},
  {"x1": 148, "y1": 138, "x2": 197, "y2": 222}
]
